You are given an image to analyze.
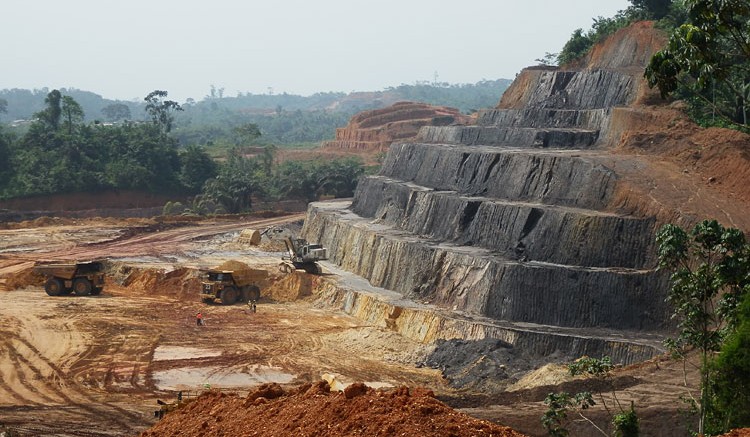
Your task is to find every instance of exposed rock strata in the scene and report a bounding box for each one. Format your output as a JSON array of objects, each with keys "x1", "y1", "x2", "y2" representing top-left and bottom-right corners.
[
  {"x1": 304, "y1": 22, "x2": 676, "y2": 364},
  {"x1": 313, "y1": 274, "x2": 663, "y2": 365}
]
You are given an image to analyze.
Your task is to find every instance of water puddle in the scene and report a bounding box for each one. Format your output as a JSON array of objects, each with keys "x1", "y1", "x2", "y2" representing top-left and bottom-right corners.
[
  {"x1": 153, "y1": 346, "x2": 222, "y2": 361},
  {"x1": 153, "y1": 365, "x2": 296, "y2": 391}
]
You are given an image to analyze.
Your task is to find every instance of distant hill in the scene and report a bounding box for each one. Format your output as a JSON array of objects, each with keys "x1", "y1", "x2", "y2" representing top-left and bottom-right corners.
[
  {"x1": 0, "y1": 79, "x2": 511, "y2": 123},
  {"x1": 0, "y1": 87, "x2": 144, "y2": 123}
]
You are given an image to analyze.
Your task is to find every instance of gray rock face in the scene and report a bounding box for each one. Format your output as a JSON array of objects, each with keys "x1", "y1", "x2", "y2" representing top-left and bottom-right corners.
[
  {"x1": 417, "y1": 125, "x2": 599, "y2": 148},
  {"x1": 352, "y1": 176, "x2": 656, "y2": 268},
  {"x1": 476, "y1": 108, "x2": 610, "y2": 129},
  {"x1": 519, "y1": 70, "x2": 637, "y2": 110},
  {"x1": 378, "y1": 143, "x2": 616, "y2": 210},
  {"x1": 302, "y1": 60, "x2": 671, "y2": 363},
  {"x1": 305, "y1": 202, "x2": 669, "y2": 332}
]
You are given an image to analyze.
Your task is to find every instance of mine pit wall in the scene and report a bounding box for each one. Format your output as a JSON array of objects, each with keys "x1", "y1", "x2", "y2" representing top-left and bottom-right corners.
[
  {"x1": 303, "y1": 203, "x2": 671, "y2": 332},
  {"x1": 497, "y1": 67, "x2": 638, "y2": 112},
  {"x1": 417, "y1": 125, "x2": 599, "y2": 149},
  {"x1": 378, "y1": 143, "x2": 616, "y2": 211},
  {"x1": 313, "y1": 277, "x2": 662, "y2": 365},
  {"x1": 352, "y1": 177, "x2": 657, "y2": 269},
  {"x1": 476, "y1": 108, "x2": 610, "y2": 129},
  {"x1": 420, "y1": 67, "x2": 642, "y2": 150}
]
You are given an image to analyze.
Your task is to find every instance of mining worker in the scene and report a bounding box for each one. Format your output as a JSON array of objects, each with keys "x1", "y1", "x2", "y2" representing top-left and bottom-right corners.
[{"x1": 196, "y1": 312, "x2": 204, "y2": 326}]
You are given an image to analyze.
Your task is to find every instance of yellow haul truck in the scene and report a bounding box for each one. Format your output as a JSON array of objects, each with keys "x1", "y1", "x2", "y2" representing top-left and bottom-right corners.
[
  {"x1": 200, "y1": 262, "x2": 267, "y2": 305},
  {"x1": 33, "y1": 261, "x2": 105, "y2": 296}
]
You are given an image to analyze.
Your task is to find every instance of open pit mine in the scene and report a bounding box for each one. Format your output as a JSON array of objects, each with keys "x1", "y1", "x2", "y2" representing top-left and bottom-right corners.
[{"x1": 2, "y1": 21, "x2": 750, "y2": 437}]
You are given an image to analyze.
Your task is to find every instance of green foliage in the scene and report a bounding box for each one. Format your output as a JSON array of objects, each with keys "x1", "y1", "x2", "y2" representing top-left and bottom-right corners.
[
  {"x1": 655, "y1": 0, "x2": 689, "y2": 31},
  {"x1": 162, "y1": 201, "x2": 187, "y2": 216},
  {"x1": 0, "y1": 98, "x2": 7, "y2": 115},
  {"x1": 0, "y1": 90, "x2": 190, "y2": 199},
  {"x1": 383, "y1": 79, "x2": 511, "y2": 114},
  {"x1": 708, "y1": 292, "x2": 750, "y2": 433},
  {"x1": 542, "y1": 391, "x2": 597, "y2": 437},
  {"x1": 557, "y1": 10, "x2": 640, "y2": 66},
  {"x1": 656, "y1": 220, "x2": 750, "y2": 435},
  {"x1": 201, "y1": 149, "x2": 266, "y2": 213},
  {"x1": 542, "y1": 356, "x2": 639, "y2": 436},
  {"x1": 645, "y1": 0, "x2": 750, "y2": 128},
  {"x1": 232, "y1": 123, "x2": 261, "y2": 145},
  {"x1": 144, "y1": 90, "x2": 183, "y2": 133},
  {"x1": 35, "y1": 90, "x2": 63, "y2": 131},
  {"x1": 171, "y1": 106, "x2": 351, "y2": 150},
  {"x1": 657, "y1": 221, "x2": 750, "y2": 353},
  {"x1": 0, "y1": 125, "x2": 14, "y2": 187},
  {"x1": 198, "y1": 146, "x2": 365, "y2": 214},
  {"x1": 630, "y1": 0, "x2": 673, "y2": 19},
  {"x1": 535, "y1": 52, "x2": 560, "y2": 67},
  {"x1": 612, "y1": 403, "x2": 640, "y2": 437},
  {"x1": 61, "y1": 96, "x2": 84, "y2": 136},
  {"x1": 101, "y1": 103, "x2": 131, "y2": 122},
  {"x1": 542, "y1": 392, "x2": 573, "y2": 437},
  {"x1": 0, "y1": 87, "x2": 141, "y2": 123},
  {"x1": 568, "y1": 356, "x2": 614, "y2": 377},
  {"x1": 179, "y1": 145, "x2": 218, "y2": 194}
]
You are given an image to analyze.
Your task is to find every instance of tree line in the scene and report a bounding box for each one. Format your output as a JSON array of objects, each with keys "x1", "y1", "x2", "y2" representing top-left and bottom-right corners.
[{"x1": 0, "y1": 90, "x2": 365, "y2": 213}]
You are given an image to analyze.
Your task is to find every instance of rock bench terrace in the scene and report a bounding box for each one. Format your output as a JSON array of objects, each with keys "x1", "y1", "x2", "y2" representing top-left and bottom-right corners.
[{"x1": 302, "y1": 23, "x2": 677, "y2": 365}]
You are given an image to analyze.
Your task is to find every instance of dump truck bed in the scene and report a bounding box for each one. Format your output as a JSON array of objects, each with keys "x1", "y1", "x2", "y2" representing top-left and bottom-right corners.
[
  {"x1": 205, "y1": 268, "x2": 268, "y2": 287},
  {"x1": 33, "y1": 261, "x2": 103, "y2": 280}
]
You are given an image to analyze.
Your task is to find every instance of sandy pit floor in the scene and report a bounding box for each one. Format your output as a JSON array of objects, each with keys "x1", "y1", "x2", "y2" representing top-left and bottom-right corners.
[{"x1": 0, "y1": 212, "x2": 442, "y2": 436}]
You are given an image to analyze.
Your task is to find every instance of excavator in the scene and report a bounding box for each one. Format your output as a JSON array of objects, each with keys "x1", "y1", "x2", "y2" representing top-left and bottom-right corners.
[{"x1": 261, "y1": 227, "x2": 327, "y2": 274}]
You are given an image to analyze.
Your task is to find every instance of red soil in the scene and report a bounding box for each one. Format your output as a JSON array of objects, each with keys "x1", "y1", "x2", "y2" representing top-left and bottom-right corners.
[{"x1": 140, "y1": 382, "x2": 527, "y2": 437}]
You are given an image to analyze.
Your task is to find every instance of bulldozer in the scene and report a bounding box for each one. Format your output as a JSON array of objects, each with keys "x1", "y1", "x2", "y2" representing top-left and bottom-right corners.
[
  {"x1": 262, "y1": 227, "x2": 328, "y2": 274},
  {"x1": 200, "y1": 261, "x2": 267, "y2": 305},
  {"x1": 32, "y1": 261, "x2": 105, "y2": 296}
]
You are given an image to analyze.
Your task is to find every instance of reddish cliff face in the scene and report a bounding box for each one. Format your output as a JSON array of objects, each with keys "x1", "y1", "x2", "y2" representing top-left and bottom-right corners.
[{"x1": 323, "y1": 101, "x2": 471, "y2": 152}]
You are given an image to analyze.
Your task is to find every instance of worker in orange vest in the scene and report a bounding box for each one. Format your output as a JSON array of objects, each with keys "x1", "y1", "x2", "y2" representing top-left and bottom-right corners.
[{"x1": 196, "y1": 312, "x2": 204, "y2": 326}]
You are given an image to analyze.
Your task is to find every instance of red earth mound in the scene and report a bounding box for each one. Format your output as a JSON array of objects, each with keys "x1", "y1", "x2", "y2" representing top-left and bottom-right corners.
[{"x1": 140, "y1": 382, "x2": 527, "y2": 437}]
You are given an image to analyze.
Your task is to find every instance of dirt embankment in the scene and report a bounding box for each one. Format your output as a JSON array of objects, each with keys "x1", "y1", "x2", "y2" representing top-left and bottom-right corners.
[
  {"x1": 140, "y1": 382, "x2": 526, "y2": 437},
  {"x1": 606, "y1": 103, "x2": 750, "y2": 231}
]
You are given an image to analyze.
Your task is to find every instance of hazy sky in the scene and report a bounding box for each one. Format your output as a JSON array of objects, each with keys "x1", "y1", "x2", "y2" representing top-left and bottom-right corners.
[{"x1": 3, "y1": 0, "x2": 631, "y2": 102}]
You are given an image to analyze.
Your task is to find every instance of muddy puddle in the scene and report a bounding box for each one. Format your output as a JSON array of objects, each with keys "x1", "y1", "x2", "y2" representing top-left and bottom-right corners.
[
  {"x1": 153, "y1": 364, "x2": 296, "y2": 391},
  {"x1": 153, "y1": 346, "x2": 222, "y2": 361}
]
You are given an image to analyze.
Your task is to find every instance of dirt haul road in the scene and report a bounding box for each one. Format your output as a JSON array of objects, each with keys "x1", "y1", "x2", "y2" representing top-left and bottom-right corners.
[{"x1": 0, "y1": 214, "x2": 443, "y2": 436}]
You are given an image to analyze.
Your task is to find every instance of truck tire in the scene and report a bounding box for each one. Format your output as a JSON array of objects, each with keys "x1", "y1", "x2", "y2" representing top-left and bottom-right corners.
[
  {"x1": 220, "y1": 287, "x2": 238, "y2": 305},
  {"x1": 45, "y1": 278, "x2": 65, "y2": 296},
  {"x1": 303, "y1": 263, "x2": 322, "y2": 275},
  {"x1": 73, "y1": 278, "x2": 93, "y2": 296},
  {"x1": 241, "y1": 285, "x2": 260, "y2": 303}
]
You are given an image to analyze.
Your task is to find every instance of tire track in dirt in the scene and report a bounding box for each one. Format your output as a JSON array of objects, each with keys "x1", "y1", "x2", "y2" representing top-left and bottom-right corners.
[
  {"x1": 0, "y1": 295, "x2": 150, "y2": 431},
  {"x1": 9, "y1": 333, "x2": 144, "y2": 428},
  {"x1": 2, "y1": 336, "x2": 67, "y2": 405}
]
